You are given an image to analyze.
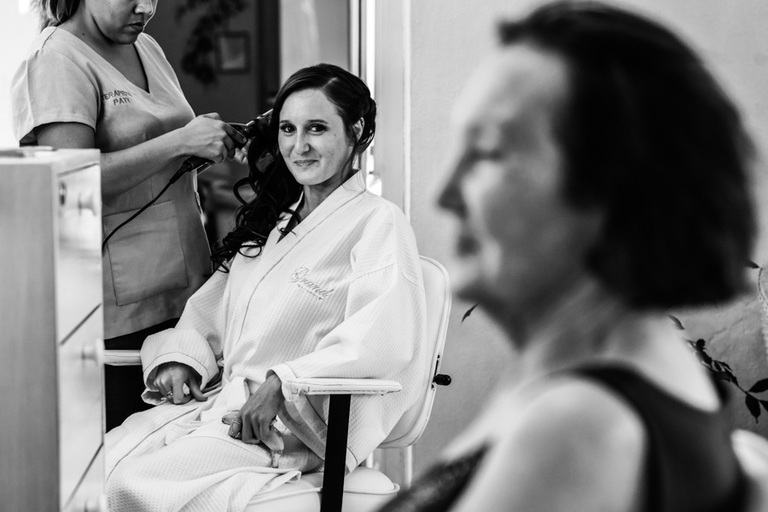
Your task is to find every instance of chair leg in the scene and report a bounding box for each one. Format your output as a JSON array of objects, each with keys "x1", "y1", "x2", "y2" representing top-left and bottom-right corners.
[
  {"x1": 403, "y1": 445, "x2": 413, "y2": 488},
  {"x1": 321, "y1": 394, "x2": 351, "y2": 512}
]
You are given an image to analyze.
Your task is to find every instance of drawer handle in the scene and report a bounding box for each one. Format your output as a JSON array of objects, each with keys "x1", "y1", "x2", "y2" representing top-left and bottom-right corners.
[
  {"x1": 81, "y1": 339, "x2": 105, "y2": 365},
  {"x1": 83, "y1": 495, "x2": 107, "y2": 512},
  {"x1": 59, "y1": 182, "x2": 67, "y2": 206},
  {"x1": 78, "y1": 190, "x2": 98, "y2": 215}
]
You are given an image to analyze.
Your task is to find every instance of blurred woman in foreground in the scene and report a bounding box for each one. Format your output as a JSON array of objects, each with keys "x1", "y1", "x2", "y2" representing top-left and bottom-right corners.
[{"x1": 382, "y1": 2, "x2": 755, "y2": 511}]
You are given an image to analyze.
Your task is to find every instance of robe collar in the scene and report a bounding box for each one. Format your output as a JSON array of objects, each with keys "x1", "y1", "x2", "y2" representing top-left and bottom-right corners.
[
  {"x1": 229, "y1": 170, "x2": 368, "y2": 344},
  {"x1": 271, "y1": 169, "x2": 367, "y2": 249}
]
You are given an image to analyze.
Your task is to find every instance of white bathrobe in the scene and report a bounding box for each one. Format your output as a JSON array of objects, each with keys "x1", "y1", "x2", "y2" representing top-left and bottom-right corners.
[{"x1": 106, "y1": 171, "x2": 428, "y2": 511}]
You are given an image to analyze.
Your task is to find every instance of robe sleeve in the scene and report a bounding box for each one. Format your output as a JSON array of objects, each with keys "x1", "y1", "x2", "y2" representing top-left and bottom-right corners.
[
  {"x1": 270, "y1": 207, "x2": 426, "y2": 394},
  {"x1": 140, "y1": 268, "x2": 230, "y2": 402}
]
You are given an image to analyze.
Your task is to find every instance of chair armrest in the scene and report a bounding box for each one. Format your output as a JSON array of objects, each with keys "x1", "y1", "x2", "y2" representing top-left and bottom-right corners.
[
  {"x1": 103, "y1": 349, "x2": 141, "y2": 366},
  {"x1": 283, "y1": 378, "x2": 401, "y2": 512},
  {"x1": 283, "y1": 377, "x2": 402, "y2": 396}
]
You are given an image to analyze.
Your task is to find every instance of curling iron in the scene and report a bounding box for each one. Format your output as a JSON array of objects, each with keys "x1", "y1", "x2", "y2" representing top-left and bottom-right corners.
[
  {"x1": 169, "y1": 111, "x2": 271, "y2": 184},
  {"x1": 102, "y1": 110, "x2": 272, "y2": 251}
]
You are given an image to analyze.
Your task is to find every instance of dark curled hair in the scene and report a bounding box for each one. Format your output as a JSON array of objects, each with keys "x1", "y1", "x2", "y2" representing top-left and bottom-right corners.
[
  {"x1": 210, "y1": 63, "x2": 377, "y2": 271},
  {"x1": 499, "y1": 1, "x2": 755, "y2": 309}
]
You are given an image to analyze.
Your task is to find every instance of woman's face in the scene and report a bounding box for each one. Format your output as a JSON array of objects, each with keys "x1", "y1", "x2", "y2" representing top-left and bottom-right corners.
[
  {"x1": 83, "y1": 0, "x2": 157, "y2": 45},
  {"x1": 277, "y1": 89, "x2": 359, "y2": 191},
  {"x1": 438, "y1": 44, "x2": 602, "y2": 318}
]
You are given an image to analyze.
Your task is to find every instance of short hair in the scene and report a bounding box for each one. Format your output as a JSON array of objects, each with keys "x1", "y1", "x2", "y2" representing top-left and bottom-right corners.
[
  {"x1": 211, "y1": 63, "x2": 376, "y2": 270},
  {"x1": 499, "y1": 1, "x2": 756, "y2": 309}
]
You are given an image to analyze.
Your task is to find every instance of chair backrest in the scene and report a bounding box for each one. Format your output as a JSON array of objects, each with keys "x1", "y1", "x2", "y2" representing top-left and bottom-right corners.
[
  {"x1": 757, "y1": 267, "x2": 768, "y2": 351},
  {"x1": 378, "y1": 256, "x2": 451, "y2": 449},
  {"x1": 732, "y1": 429, "x2": 768, "y2": 512}
]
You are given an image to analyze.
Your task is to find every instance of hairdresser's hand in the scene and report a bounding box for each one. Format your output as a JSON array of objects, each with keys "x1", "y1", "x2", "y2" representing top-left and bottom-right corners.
[
  {"x1": 153, "y1": 362, "x2": 208, "y2": 405},
  {"x1": 233, "y1": 140, "x2": 250, "y2": 165},
  {"x1": 225, "y1": 372, "x2": 284, "y2": 450},
  {"x1": 180, "y1": 113, "x2": 247, "y2": 163}
]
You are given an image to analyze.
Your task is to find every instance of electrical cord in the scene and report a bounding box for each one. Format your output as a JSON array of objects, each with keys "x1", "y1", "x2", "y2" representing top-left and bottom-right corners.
[
  {"x1": 101, "y1": 177, "x2": 175, "y2": 252},
  {"x1": 101, "y1": 115, "x2": 269, "y2": 253}
]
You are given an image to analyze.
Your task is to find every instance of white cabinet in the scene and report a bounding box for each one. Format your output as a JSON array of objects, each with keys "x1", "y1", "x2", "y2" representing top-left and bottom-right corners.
[{"x1": 0, "y1": 148, "x2": 105, "y2": 511}]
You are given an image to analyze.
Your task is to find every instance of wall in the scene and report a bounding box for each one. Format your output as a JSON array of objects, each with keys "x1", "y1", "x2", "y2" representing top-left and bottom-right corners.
[
  {"x1": 376, "y1": 0, "x2": 768, "y2": 480},
  {"x1": 280, "y1": 0, "x2": 350, "y2": 80},
  {"x1": 147, "y1": 2, "x2": 261, "y2": 124},
  {"x1": 0, "y1": 2, "x2": 40, "y2": 147}
]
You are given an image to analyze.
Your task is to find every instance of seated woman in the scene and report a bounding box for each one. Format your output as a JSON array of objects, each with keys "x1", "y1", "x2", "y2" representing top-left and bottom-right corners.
[
  {"x1": 381, "y1": 2, "x2": 754, "y2": 511},
  {"x1": 106, "y1": 63, "x2": 428, "y2": 512}
]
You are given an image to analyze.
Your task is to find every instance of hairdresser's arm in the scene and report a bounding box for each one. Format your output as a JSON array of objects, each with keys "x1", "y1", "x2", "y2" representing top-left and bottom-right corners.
[
  {"x1": 451, "y1": 381, "x2": 645, "y2": 512},
  {"x1": 35, "y1": 113, "x2": 246, "y2": 200}
]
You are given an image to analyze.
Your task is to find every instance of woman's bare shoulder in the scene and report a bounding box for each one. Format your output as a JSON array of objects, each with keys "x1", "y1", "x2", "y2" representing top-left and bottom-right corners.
[{"x1": 450, "y1": 377, "x2": 646, "y2": 512}]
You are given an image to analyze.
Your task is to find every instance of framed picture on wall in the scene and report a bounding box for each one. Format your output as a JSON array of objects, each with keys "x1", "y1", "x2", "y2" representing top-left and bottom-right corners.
[{"x1": 215, "y1": 32, "x2": 250, "y2": 74}]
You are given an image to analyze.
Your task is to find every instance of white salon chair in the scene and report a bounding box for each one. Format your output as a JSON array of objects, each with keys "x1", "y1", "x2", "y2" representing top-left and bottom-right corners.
[
  {"x1": 105, "y1": 255, "x2": 452, "y2": 512},
  {"x1": 732, "y1": 429, "x2": 768, "y2": 512}
]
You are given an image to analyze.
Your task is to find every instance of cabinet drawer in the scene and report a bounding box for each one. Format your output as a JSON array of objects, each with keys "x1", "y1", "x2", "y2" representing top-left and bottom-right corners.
[
  {"x1": 57, "y1": 165, "x2": 102, "y2": 342},
  {"x1": 59, "y1": 308, "x2": 104, "y2": 506},
  {"x1": 63, "y1": 445, "x2": 105, "y2": 512}
]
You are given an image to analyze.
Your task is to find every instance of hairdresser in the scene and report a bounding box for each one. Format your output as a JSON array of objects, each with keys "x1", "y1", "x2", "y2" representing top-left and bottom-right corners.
[{"x1": 11, "y1": 0, "x2": 246, "y2": 430}]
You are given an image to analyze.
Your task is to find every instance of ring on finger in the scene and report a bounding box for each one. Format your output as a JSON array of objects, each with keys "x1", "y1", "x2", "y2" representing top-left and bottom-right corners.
[{"x1": 229, "y1": 418, "x2": 243, "y2": 439}]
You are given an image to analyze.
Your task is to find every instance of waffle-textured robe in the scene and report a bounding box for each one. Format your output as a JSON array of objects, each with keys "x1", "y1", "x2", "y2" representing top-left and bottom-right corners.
[{"x1": 106, "y1": 171, "x2": 428, "y2": 511}]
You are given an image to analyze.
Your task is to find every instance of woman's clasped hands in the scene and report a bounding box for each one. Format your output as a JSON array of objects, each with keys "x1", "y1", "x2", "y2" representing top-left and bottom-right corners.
[
  {"x1": 221, "y1": 372, "x2": 285, "y2": 456},
  {"x1": 152, "y1": 363, "x2": 284, "y2": 463}
]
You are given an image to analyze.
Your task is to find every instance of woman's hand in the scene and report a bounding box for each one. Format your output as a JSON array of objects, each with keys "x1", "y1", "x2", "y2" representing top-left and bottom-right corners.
[
  {"x1": 152, "y1": 362, "x2": 208, "y2": 405},
  {"x1": 233, "y1": 140, "x2": 250, "y2": 165},
  {"x1": 180, "y1": 113, "x2": 247, "y2": 163},
  {"x1": 39, "y1": 114, "x2": 248, "y2": 199},
  {"x1": 224, "y1": 372, "x2": 284, "y2": 451}
]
